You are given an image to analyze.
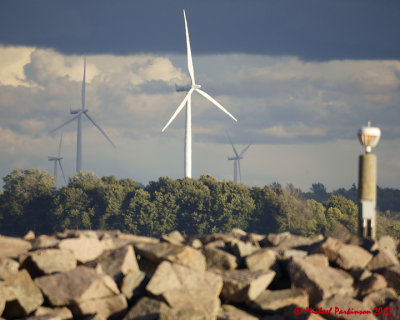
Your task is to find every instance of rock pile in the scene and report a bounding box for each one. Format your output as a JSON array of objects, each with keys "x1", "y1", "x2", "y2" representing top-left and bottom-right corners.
[{"x1": 0, "y1": 229, "x2": 400, "y2": 320}]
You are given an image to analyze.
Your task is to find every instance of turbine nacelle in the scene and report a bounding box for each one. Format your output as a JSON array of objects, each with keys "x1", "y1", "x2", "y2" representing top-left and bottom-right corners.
[
  {"x1": 70, "y1": 108, "x2": 88, "y2": 114},
  {"x1": 228, "y1": 156, "x2": 243, "y2": 160},
  {"x1": 176, "y1": 84, "x2": 191, "y2": 92},
  {"x1": 48, "y1": 156, "x2": 62, "y2": 161}
]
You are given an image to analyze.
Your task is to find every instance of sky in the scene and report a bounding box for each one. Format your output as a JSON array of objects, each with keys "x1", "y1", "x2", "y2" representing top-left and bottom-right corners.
[{"x1": 0, "y1": 0, "x2": 399, "y2": 191}]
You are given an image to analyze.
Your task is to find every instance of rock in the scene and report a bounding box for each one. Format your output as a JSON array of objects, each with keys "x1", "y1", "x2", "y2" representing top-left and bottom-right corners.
[
  {"x1": 230, "y1": 228, "x2": 248, "y2": 237},
  {"x1": 21, "y1": 249, "x2": 77, "y2": 276},
  {"x1": 245, "y1": 249, "x2": 277, "y2": 271},
  {"x1": 24, "y1": 230, "x2": 36, "y2": 240},
  {"x1": 2, "y1": 269, "x2": 44, "y2": 318},
  {"x1": 217, "y1": 304, "x2": 259, "y2": 320},
  {"x1": 315, "y1": 237, "x2": 373, "y2": 270},
  {"x1": 88, "y1": 245, "x2": 139, "y2": 283},
  {"x1": 383, "y1": 265, "x2": 400, "y2": 295},
  {"x1": 0, "y1": 283, "x2": 5, "y2": 317},
  {"x1": 58, "y1": 237, "x2": 104, "y2": 263},
  {"x1": 204, "y1": 240, "x2": 226, "y2": 250},
  {"x1": 122, "y1": 296, "x2": 171, "y2": 320},
  {"x1": 117, "y1": 232, "x2": 159, "y2": 244},
  {"x1": 146, "y1": 261, "x2": 222, "y2": 318},
  {"x1": 135, "y1": 242, "x2": 206, "y2": 271},
  {"x1": 70, "y1": 294, "x2": 127, "y2": 319},
  {"x1": 187, "y1": 238, "x2": 203, "y2": 249},
  {"x1": 354, "y1": 273, "x2": 387, "y2": 297},
  {"x1": 363, "y1": 288, "x2": 398, "y2": 310},
  {"x1": 378, "y1": 298, "x2": 400, "y2": 320},
  {"x1": 280, "y1": 249, "x2": 308, "y2": 259},
  {"x1": 230, "y1": 240, "x2": 258, "y2": 258},
  {"x1": 203, "y1": 247, "x2": 238, "y2": 270},
  {"x1": 350, "y1": 267, "x2": 372, "y2": 281},
  {"x1": 378, "y1": 236, "x2": 397, "y2": 255},
  {"x1": 34, "y1": 306, "x2": 73, "y2": 319},
  {"x1": 34, "y1": 266, "x2": 119, "y2": 307},
  {"x1": 366, "y1": 249, "x2": 399, "y2": 271},
  {"x1": 0, "y1": 257, "x2": 19, "y2": 280},
  {"x1": 30, "y1": 235, "x2": 60, "y2": 250},
  {"x1": 20, "y1": 315, "x2": 63, "y2": 320},
  {"x1": 316, "y1": 294, "x2": 378, "y2": 320},
  {"x1": 288, "y1": 257, "x2": 354, "y2": 305},
  {"x1": 212, "y1": 269, "x2": 275, "y2": 303},
  {"x1": 0, "y1": 236, "x2": 31, "y2": 258},
  {"x1": 161, "y1": 230, "x2": 185, "y2": 245},
  {"x1": 262, "y1": 232, "x2": 323, "y2": 249},
  {"x1": 120, "y1": 269, "x2": 147, "y2": 300},
  {"x1": 248, "y1": 288, "x2": 308, "y2": 312},
  {"x1": 303, "y1": 254, "x2": 329, "y2": 267}
]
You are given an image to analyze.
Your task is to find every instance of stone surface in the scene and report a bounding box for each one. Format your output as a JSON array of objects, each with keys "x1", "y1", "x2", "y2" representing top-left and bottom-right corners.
[
  {"x1": 315, "y1": 237, "x2": 373, "y2": 270},
  {"x1": 363, "y1": 288, "x2": 398, "y2": 310},
  {"x1": 30, "y1": 235, "x2": 60, "y2": 250},
  {"x1": 288, "y1": 257, "x2": 354, "y2": 305},
  {"x1": 0, "y1": 236, "x2": 31, "y2": 258},
  {"x1": 230, "y1": 240, "x2": 257, "y2": 258},
  {"x1": 303, "y1": 254, "x2": 329, "y2": 267},
  {"x1": 316, "y1": 294, "x2": 378, "y2": 320},
  {"x1": 248, "y1": 288, "x2": 308, "y2": 312},
  {"x1": 366, "y1": 249, "x2": 399, "y2": 271},
  {"x1": 377, "y1": 298, "x2": 400, "y2": 320},
  {"x1": 2, "y1": 269, "x2": 44, "y2": 318},
  {"x1": 22, "y1": 249, "x2": 77, "y2": 276},
  {"x1": 203, "y1": 247, "x2": 238, "y2": 270},
  {"x1": 0, "y1": 257, "x2": 19, "y2": 280},
  {"x1": 354, "y1": 273, "x2": 387, "y2": 297},
  {"x1": 120, "y1": 269, "x2": 147, "y2": 300},
  {"x1": 70, "y1": 293, "x2": 127, "y2": 319},
  {"x1": 58, "y1": 237, "x2": 104, "y2": 263},
  {"x1": 135, "y1": 242, "x2": 206, "y2": 271},
  {"x1": 280, "y1": 249, "x2": 308, "y2": 259},
  {"x1": 35, "y1": 266, "x2": 119, "y2": 307},
  {"x1": 217, "y1": 304, "x2": 259, "y2": 320},
  {"x1": 122, "y1": 296, "x2": 171, "y2": 320},
  {"x1": 383, "y1": 265, "x2": 400, "y2": 295},
  {"x1": 161, "y1": 230, "x2": 185, "y2": 245},
  {"x1": 262, "y1": 232, "x2": 323, "y2": 249},
  {"x1": 378, "y1": 236, "x2": 397, "y2": 255},
  {"x1": 212, "y1": 269, "x2": 275, "y2": 303},
  {"x1": 245, "y1": 249, "x2": 277, "y2": 271},
  {"x1": 34, "y1": 306, "x2": 74, "y2": 319}
]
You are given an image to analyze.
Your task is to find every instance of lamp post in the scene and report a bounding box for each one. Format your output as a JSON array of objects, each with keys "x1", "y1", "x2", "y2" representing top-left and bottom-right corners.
[{"x1": 357, "y1": 121, "x2": 381, "y2": 239}]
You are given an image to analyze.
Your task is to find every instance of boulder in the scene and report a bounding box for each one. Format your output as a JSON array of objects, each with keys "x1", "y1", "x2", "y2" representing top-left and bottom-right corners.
[
  {"x1": 203, "y1": 247, "x2": 238, "y2": 270},
  {"x1": 34, "y1": 266, "x2": 119, "y2": 307},
  {"x1": 34, "y1": 306, "x2": 74, "y2": 320},
  {"x1": 58, "y1": 237, "x2": 104, "y2": 263},
  {"x1": 303, "y1": 254, "x2": 329, "y2": 267},
  {"x1": 70, "y1": 294, "x2": 127, "y2": 319},
  {"x1": 366, "y1": 249, "x2": 399, "y2": 271},
  {"x1": 0, "y1": 283, "x2": 5, "y2": 317},
  {"x1": 2, "y1": 269, "x2": 44, "y2": 318},
  {"x1": 262, "y1": 232, "x2": 323, "y2": 249},
  {"x1": 120, "y1": 269, "x2": 147, "y2": 300},
  {"x1": 0, "y1": 236, "x2": 31, "y2": 258},
  {"x1": 378, "y1": 298, "x2": 400, "y2": 320},
  {"x1": 217, "y1": 304, "x2": 260, "y2": 320},
  {"x1": 230, "y1": 240, "x2": 258, "y2": 258},
  {"x1": 288, "y1": 257, "x2": 354, "y2": 305},
  {"x1": 315, "y1": 237, "x2": 373, "y2": 270},
  {"x1": 316, "y1": 294, "x2": 378, "y2": 320},
  {"x1": 135, "y1": 242, "x2": 206, "y2": 271},
  {"x1": 187, "y1": 238, "x2": 203, "y2": 249},
  {"x1": 161, "y1": 230, "x2": 185, "y2": 245},
  {"x1": 0, "y1": 257, "x2": 19, "y2": 280},
  {"x1": 248, "y1": 288, "x2": 308, "y2": 312},
  {"x1": 378, "y1": 236, "x2": 397, "y2": 255},
  {"x1": 212, "y1": 269, "x2": 275, "y2": 303},
  {"x1": 280, "y1": 249, "x2": 308, "y2": 259},
  {"x1": 21, "y1": 249, "x2": 76, "y2": 276},
  {"x1": 24, "y1": 230, "x2": 35, "y2": 240},
  {"x1": 354, "y1": 273, "x2": 387, "y2": 297},
  {"x1": 122, "y1": 296, "x2": 171, "y2": 320},
  {"x1": 383, "y1": 265, "x2": 400, "y2": 294},
  {"x1": 363, "y1": 288, "x2": 397, "y2": 310},
  {"x1": 245, "y1": 249, "x2": 277, "y2": 271},
  {"x1": 30, "y1": 235, "x2": 60, "y2": 250}
]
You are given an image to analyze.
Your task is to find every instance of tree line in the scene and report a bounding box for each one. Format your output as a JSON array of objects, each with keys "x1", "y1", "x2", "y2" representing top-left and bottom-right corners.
[{"x1": 0, "y1": 169, "x2": 399, "y2": 239}]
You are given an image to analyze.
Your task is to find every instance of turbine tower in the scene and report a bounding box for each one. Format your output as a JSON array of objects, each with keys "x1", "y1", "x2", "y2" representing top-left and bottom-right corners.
[
  {"x1": 162, "y1": 10, "x2": 237, "y2": 178},
  {"x1": 48, "y1": 133, "x2": 67, "y2": 186},
  {"x1": 51, "y1": 56, "x2": 115, "y2": 174},
  {"x1": 227, "y1": 134, "x2": 251, "y2": 183}
]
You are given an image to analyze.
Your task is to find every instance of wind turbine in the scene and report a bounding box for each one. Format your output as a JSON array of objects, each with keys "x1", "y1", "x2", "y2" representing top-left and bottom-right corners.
[
  {"x1": 51, "y1": 56, "x2": 115, "y2": 174},
  {"x1": 227, "y1": 134, "x2": 251, "y2": 183},
  {"x1": 162, "y1": 10, "x2": 237, "y2": 178},
  {"x1": 48, "y1": 133, "x2": 67, "y2": 186}
]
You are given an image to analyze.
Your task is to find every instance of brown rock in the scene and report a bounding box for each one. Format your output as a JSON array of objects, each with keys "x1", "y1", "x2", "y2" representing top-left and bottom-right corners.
[
  {"x1": 161, "y1": 230, "x2": 185, "y2": 245},
  {"x1": 212, "y1": 269, "x2": 275, "y2": 303},
  {"x1": 355, "y1": 273, "x2": 387, "y2": 297},
  {"x1": 262, "y1": 232, "x2": 323, "y2": 249},
  {"x1": 70, "y1": 294, "x2": 127, "y2": 319},
  {"x1": 383, "y1": 265, "x2": 400, "y2": 294},
  {"x1": 377, "y1": 298, "x2": 400, "y2": 320},
  {"x1": 34, "y1": 266, "x2": 119, "y2": 307},
  {"x1": 366, "y1": 249, "x2": 399, "y2": 271},
  {"x1": 363, "y1": 288, "x2": 397, "y2": 310},
  {"x1": 135, "y1": 242, "x2": 206, "y2": 271},
  {"x1": 34, "y1": 306, "x2": 73, "y2": 320},
  {"x1": 30, "y1": 235, "x2": 60, "y2": 250},
  {"x1": 22, "y1": 249, "x2": 77, "y2": 276},
  {"x1": 217, "y1": 304, "x2": 259, "y2": 320},
  {"x1": 378, "y1": 236, "x2": 397, "y2": 255},
  {"x1": 2, "y1": 269, "x2": 44, "y2": 318},
  {"x1": 245, "y1": 249, "x2": 277, "y2": 271},
  {"x1": 203, "y1": 247, "x2": 238, "y2": 270},
  {"x1": 24, "y1": 230, "x2": 36, "y2": 240},
  {"x1": 230, "y1": 240, "x2": 258, "y2": 258},
  {"x1": 288, "y1": 257, "x2": 353, "y2": 305},
  {"x1": 248, "y1": 288, "x2": 308, "y2": 312},
  {"x1": 20, "y1": 315, "x2": 62, "y2": 320},
  {"x1": 280, "y1": 249, "x2": 308, "y2": 259},
  {"x1": 303, "y1": 254, "x2": 329, "y2": 267},
  {"x1": 58, "y1": 237, "x2": 104, "y2": 263},
  {"x1": 316, "y1": 294, "x2": 378, "y2": 320},
  {"x1": 122, "y1": 296, "x2": 171, "y2": 320},
  {"x1": 0, "y1": 236, "x2": 31, "y2": 258},
  {"x1": 120, "y1": 269, "x2": 147, "y2": 300},
  {"x1": 0, "y1": 283, "x2": 5, "y2": 317},
  {"x1": 0, "y1": 257, "x2": 19, "y2": 280}
]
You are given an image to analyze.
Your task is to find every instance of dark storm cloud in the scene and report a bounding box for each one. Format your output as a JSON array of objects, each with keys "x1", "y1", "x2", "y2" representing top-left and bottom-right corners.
[{"x1": 1, "y1": 0, "x2": 399, "y2": 61}]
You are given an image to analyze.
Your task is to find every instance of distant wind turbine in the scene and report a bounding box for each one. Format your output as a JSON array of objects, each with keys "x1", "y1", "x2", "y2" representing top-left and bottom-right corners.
[
  {"x1": 51, "y1": 56, "x2": 115, "y2": 174},
  {"x1": 162, "y1": 10, "x2": 237, "y2": 178},
  {"x1": 48, "y1": 133, "x2": 67, "y2": 186},
  {"x1": 227, "y1": 134, "x2": 251, "y2": 183}
]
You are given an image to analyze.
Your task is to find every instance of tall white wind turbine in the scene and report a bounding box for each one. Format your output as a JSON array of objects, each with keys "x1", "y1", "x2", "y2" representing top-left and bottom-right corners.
[
  {"x1": 162, "y1": 10, "x2": 237, "y2": 178},
  {"x1": 48, "y1": 133, "x2": 67, "y2": 186},
  {"x1": 51, "y1": 56, "x2": 115, "y2": 174},
  {"x1": 227, "y1": 134, "x2": 251, "y2": 183}
]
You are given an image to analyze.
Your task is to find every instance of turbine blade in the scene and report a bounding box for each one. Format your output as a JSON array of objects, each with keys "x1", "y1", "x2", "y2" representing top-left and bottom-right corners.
[
  {"x1": 226, "y1": 133, "x2": 239, "y2": 158},
  {"x1": 238, "y1": 159, "x2": 242, "y2": 183},
  {"x1": 183, "y1": 10, "x2": 195, "y2": 85},
  {"x1": 82, "y1": 56, "x2": 86, "y2": 110},
  {"x1": 84, "y1": 112, "x2": 116, "y2": 148},
  {"x1": 58, "y1": 160, "x2": 67, "y2": 184},
  {"x1": 162, "y1": 88, "x2": 194, "y2": 132},
  {"x1": 196, "y1": 89, "x2": 237, "y2": 122},
  {"x1": 240, "y1": 144, "x2": 251, "y2": 157},
  {"x1": 57, "y1": 133, "x2": 63, "y2": 158},
  {"x1": 50, "y1": 113, "x2": 81, "y2": 133}
]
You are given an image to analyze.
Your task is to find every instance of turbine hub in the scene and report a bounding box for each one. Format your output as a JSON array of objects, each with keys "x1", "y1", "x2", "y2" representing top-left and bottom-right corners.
[{"x1": 193, "y1": 84, "x2": 201, "y2": 89}]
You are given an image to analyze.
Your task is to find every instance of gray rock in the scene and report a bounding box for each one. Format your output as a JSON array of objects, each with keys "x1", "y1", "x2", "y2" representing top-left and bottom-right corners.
[
  {"x1": 203, "y1": 247, "x2": 238, "y2": 270},
  {"x1": 0, "y1": 236, "x2": 31, "y2": 259},
  {"x1": 0, "y1": 257, "x2": 19, "y2": 280},
  {"x1": 248, "y1": 288, "x2": 308, "y2": 312},
  {"x1": 2, "y1": 269, "x2": 44, "y2": 318}
]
